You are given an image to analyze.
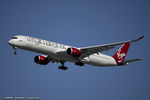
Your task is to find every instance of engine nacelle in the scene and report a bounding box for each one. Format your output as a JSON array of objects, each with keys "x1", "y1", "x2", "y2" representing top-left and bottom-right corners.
[
  {"x1": 67, "y1": 47, "x2": 82, "y2": 57},
  {"x1": 34, "y1": 55, "x2": 49, "y2": 65}
]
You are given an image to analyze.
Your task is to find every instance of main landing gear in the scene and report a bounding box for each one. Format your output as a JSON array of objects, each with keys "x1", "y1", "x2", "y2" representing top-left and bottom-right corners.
[
  {"x1": 75, "y1": 62, "x2": 84, "y2": 66},
  {"x1": 13, "y1": 46, "x2": 17, "y2": 55},
  {"x1": 58, "y1": 62, "x2": 68, "y2": 70}
]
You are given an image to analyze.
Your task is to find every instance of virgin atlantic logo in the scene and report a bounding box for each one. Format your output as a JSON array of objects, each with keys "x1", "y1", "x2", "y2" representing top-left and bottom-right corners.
[{"x1": 117, "y1": 50, "x2": 126, "y2": 61}]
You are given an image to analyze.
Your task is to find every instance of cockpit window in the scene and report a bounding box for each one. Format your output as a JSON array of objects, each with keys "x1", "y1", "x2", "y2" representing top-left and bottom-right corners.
[{"x1": 11, "y1": 37, "x2": 18, "y2": 39}]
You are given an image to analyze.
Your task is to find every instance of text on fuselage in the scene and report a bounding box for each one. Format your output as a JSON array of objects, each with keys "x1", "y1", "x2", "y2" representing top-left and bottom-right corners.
[{"x1": 27, "y1": 37, "x2": 67, "y2": 49}]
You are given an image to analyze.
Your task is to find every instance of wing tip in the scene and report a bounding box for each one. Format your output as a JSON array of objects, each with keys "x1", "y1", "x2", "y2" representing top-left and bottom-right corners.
[
  {"x1": 138, "y1": 35, "x2": 144, "y2": 40},
  {"x1": 138, "y1": 58, "x2": 144, "y2": 60}
]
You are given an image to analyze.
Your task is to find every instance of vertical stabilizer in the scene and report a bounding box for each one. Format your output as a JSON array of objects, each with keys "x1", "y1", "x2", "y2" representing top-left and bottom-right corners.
[{"x1": 113, "y1": 43, "x2": 130, "y2": 65}]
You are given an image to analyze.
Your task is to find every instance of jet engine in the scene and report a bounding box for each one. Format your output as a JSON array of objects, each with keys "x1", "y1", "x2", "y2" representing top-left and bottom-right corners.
[
  {"x1": 67, "y1": 47, "x2": 82, "y2": 57},
  {"x1": 34, "y1": 55, "x2": 49, "y2": 65}
]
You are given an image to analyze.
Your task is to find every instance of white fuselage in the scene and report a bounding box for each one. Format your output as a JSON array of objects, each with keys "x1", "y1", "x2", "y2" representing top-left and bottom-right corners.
[{"x1": 8, "y1": 35, "x2": 117, "y2": 67}]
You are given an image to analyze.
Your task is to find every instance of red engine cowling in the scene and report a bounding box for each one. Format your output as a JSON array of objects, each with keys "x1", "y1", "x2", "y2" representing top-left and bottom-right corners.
[
  {"x1": 67, "y1": 47, "x2": 82, "y2": 57},
  {"x1": 34, "y1": 55, "x2": 49, "y2": 65}
]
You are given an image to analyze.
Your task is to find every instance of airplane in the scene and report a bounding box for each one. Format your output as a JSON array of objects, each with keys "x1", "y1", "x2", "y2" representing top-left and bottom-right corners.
[{"x1": 8, "y1": 35, "x2": 144, "y2": 70}]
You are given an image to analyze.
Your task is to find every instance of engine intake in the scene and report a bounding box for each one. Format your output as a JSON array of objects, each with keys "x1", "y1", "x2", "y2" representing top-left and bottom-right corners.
[
  {"x1": 34, "y1": 55, "x2": 49, "y2": 65},
  {"x1": 67, "y1": 47, "x2": 82, "y2": 57}
]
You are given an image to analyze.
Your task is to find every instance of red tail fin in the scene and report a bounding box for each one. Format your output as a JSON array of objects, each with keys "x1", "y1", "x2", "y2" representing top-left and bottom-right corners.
[{"x1": 113, "y1": 43, "x2": 130, "y2": 65}]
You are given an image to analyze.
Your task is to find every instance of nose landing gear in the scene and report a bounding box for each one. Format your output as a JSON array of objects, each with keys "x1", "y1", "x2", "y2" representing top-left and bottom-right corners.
[{"x1": 13, "y1": 46, "x2": 17, "y2": 55}]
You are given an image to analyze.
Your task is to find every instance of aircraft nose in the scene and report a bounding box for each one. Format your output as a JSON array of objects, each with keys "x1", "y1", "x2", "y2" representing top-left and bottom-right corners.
[{"x1": 8, "y1": 39, "x2": 12, "y2": 45}]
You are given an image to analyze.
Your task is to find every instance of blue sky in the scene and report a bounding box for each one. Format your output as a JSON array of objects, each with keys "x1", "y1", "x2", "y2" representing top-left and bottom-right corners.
[{"x1": 0, "y1": 0, "x2": 150, "y2": 100}]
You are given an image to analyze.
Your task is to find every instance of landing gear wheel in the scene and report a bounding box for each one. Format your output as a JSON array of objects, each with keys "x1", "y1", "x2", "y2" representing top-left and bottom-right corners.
[
  {"x1": 13, "y1": 46, "x2": 17, "y2": 55},
  {"x1": 75, "y1": 62, "x2": 84, "y2": 66},
  {"x1": 58, "y1": 61, "x2": 68, "y2": 70},
  {"x1": 14, "y1": 52, "x2": 17, "y2": 55},
  {"x1": 58, "y1": 66, "x2": 68, "y2": 70}
]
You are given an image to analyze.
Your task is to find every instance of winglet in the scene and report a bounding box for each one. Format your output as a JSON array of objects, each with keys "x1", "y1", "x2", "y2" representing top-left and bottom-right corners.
[
  {"x1": 130, "y1": 35, "x2": 144, "y2": 43},
  {"x1": 138, "y1": 35, "x2": 144, "y2": 40}
]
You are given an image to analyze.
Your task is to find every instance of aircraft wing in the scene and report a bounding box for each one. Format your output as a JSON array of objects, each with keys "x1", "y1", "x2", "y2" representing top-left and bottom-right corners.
[{"x1": 79, "y1": 35, "x2": 144, "y2": 59}]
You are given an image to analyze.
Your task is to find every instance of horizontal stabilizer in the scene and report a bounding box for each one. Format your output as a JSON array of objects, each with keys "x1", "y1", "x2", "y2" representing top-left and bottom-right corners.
[{"x1": 123, "y1": 58, "x2": 144, "y2": 64}]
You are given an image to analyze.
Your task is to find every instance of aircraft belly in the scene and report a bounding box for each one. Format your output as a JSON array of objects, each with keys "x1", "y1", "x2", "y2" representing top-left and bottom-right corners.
[{"x1": 55, "y1": 54, "x2": 78, "y2": 62}]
